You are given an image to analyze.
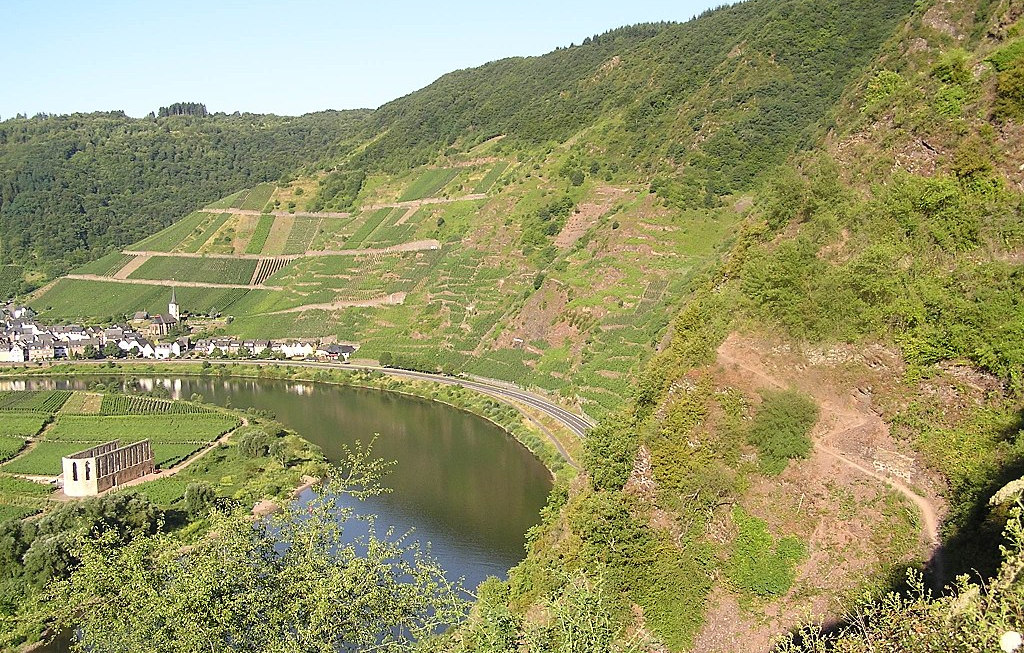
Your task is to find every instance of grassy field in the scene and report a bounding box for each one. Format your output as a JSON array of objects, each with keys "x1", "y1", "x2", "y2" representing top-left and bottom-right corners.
[
  {"x1": 45, "y1": 414, "x2": 239, "y2": 444},
  {"x1": 0, "y1": 413, "x2": 49, "y2": 437},
  {"x1": 2, "y1": 441, "x2": 96, "y2": 475},
  {"x1": 246, "y1": 214, "x2": 275, "y2": 254},
  {"x1": 239, "y1": 183, "x2": 276, "y2": 211},
  {"x1": 0, "y1": 475, "x2": 53, "y2": 497},
  {"x1": 131, "y1": 211, "x2": 211, "y2": 252},
  {"x1": 72, "y1": 252, "x2": 135, "y2": 276},
  {"x1": 121, "y1": 476, "x2": 190, "y2": 505},
  {"x1": 398, "y1": 168, "x2": 459, "y2": 202},
  {"x1": 129, "y1": 256, "x2": 258, "y2": 285},
  {"x1": 60, "y1": 392, "x2": 103, "y2": 415}
]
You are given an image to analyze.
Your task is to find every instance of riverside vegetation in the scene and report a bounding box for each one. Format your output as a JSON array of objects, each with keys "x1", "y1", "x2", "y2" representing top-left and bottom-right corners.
[{"x1": 2, "y1": 0, "x2": 1024, "y2": 650}]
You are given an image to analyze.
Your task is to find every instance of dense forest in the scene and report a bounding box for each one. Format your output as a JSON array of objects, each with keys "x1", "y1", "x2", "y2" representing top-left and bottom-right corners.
[{"x1": 0, "y1": 109, "x2": 368, "y2": 277}]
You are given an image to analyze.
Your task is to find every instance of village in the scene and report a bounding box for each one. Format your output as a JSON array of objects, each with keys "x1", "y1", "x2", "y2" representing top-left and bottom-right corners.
[{"x1": 0, "y1": 290, "x2": 358, "y2": 364}]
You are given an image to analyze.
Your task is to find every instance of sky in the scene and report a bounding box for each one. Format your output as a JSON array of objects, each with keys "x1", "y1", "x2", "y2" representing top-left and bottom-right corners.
[{"x1": 1, "y1": 0, "x2": 725, "y2": 119}]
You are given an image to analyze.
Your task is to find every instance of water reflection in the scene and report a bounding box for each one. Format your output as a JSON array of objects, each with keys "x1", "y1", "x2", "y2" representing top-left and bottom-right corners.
[{"x1": 9, "y1": 375, "x2": 552, "y2": 589}]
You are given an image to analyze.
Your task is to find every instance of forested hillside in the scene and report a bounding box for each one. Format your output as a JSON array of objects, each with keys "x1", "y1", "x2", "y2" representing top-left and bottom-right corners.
[
  {"x1": 0, "y1": 109, "x2": 368, "y2": 279},
  {"x1": 5, "y1": 0, "x2": 1024, "y2": 650}
]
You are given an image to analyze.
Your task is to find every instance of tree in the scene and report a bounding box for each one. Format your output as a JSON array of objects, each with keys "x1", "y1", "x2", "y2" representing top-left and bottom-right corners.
[
  {"x1": 82, "y1": 345, "x2": 97, "y2": 359},
  {"x1": 184, "y1": 483, "x2": 217, "y2": 518},
  {"x1": 101, "y1": 342, "x2": 123, "y2": 359},
  {"x1": 45, "y1": 446, "x2": 466, "y2": 652}
]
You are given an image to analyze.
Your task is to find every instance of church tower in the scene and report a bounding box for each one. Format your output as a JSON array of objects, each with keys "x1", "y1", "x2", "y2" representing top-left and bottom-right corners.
[{"x1": 168, "y1": 288, "x2": 180, "y2": 320}]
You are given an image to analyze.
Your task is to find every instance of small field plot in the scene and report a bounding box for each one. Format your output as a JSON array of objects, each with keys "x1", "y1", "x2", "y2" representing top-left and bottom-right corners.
[
  {"x1": 473, "y1": 162, "x2": 510, "y2": 194},
  {"x1": 0, "y1": 265, "x2": 23, "y2": 299},
  {"x1": 283, "y1": 216, "x2": 322, "y2": 254},
  {"x1": 152, "y1": 443, "x2": 208, "y2": 469},
  {"x1": 59, "y1": 392, "x2": 102, "y2": 415},
  {"x1": 0, "y1": 475, "x2": 53, "y2": 497},
  {"x1": 72, "y1": 252, "x2": 134, "y2": 277},
  {"x1": 180, "y1": 213, "x2": 231, "y2": 253},
  {"x1": 0, "y1": 391, "x2": 72, "y2": 414},
  {"x1": 398, "y1": 168, "x2": 459, "y2": 202},
  {"x1": 100, "y1": 395, "x2": 214, "y2": 415},
  {"x1": 122, "y1": 476, "x2": 189, "y2": 505},
  {"x1": 129, "y1": 256, "x2": 258, "y2": 285},
  {"x1": 0, "y1": 436, "x2": 28, "y2": 463},
  {"x1": 132, "y1": 212, "x2": 211, "y2": 252},
  {"x1": 2, "y1": 441, "x2": 93, "y2": 475},
  {"x1": 358, "y1": 207, "x2": 417, "y2": 248},
  {"x1": 0, "y1": 413, "x2": 49, "y2": 437},
  {"x1": 45, "y1": 414, "x2": 239, "y2": 444},
  {"x1": 246, "y1": 214, "x2": 275, "y2": 254},
  {"x1": 239, "y1": 184, "x2": 276, "y2": 211},
  {"x1": 204, "y1": 189, "x2": 247, "y2": 210},
  {"x1": 344, "y1": 208, "x2": 392, "y2": 249}
]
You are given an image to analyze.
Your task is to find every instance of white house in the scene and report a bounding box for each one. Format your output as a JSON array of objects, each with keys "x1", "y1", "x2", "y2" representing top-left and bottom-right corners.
[
  {"x1": 277, "y1": 341, "x2": 315, "y2": 358},
  {"x1": 153, "y1": 342, "x2": 180, "y2": 360},
  {"x1": 0, "y1": 344, "x2": 27, "y2": 363}
]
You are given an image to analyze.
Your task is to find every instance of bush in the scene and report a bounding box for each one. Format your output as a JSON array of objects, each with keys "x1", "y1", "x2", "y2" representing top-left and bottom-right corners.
[
  {"x1": 747, "y1": 389, "x2": 818, "y2": 475},
  {"x1": 726, "y1": 506, "x2": 807, "y2": 597}
]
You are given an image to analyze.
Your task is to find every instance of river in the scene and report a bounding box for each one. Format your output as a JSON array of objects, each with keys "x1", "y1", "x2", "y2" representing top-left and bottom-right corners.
[{"x1": 8, "y1": 374, "x2": 552, "y2": 613}]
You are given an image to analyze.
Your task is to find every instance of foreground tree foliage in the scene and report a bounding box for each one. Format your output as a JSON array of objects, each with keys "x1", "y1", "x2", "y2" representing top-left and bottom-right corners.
[
  {"x1": 779, "y1": 509, "x2": 1024, "y2": 652},
  {"x1": 37, "y1": 445, "x2": 467, "y2": 652}
]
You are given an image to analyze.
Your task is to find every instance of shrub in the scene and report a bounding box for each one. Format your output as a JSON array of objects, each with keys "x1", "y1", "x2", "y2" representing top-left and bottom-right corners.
[
  {"x1": 747, "y1": 389, "x2": 818, "y2": 476},
  {"x1": 726, "y1": 506, "x2": 807, "y2": 597}
]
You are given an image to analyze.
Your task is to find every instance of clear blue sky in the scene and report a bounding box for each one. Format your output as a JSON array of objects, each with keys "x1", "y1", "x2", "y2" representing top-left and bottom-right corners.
[{"x1": 1, "y1": 0, "x2": 724, "y2": 119}]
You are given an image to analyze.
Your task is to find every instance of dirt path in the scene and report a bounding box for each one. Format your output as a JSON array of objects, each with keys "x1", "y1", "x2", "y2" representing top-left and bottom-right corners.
[
  {"x1": 113, "y1": 254, "x2": 151, "y2": 279},
  {"x1": 121, "y1": 239, "x2": 440, "y2": 261},
  {"x1": 218, "y1": 207, "x2": 352, "y2": 219},
  {"x1": 64, "y1": 274, "x2": 284, "y2": 291},
  {"x1": 716, "y1": 334, "x2": 944, "y2": 585},
  {"x1": 360, "y1": 194, "x2": 486, "y2": 212},
  {"x1": 265, "y1": 292, "x2": 407, "y2": 314}
]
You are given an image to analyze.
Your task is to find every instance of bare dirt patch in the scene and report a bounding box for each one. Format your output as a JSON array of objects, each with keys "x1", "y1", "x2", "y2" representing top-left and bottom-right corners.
[
  {"x1": 113, "y1": 255, "x2": 150, "y2": 280},
  {"x1": 555, "y1": 186, "x2": 626, "y2": 249},
  {"x1": 690, "y1": 333, "x2": 947, "y2": 652},
  {"x1": 266, "y1": 292, "x2": 407, "y2": 314},
  {"x1": 495, "y1": 279, "x2": 576, "y2": 350}
]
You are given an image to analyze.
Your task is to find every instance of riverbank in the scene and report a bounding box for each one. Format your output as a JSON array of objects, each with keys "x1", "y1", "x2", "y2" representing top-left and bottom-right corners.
[{"x1": 0, "y1": 360, "x2": 581, "y2": 481}]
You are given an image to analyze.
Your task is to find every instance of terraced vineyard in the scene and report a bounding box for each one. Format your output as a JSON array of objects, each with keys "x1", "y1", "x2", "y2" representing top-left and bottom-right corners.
[
  {"x1": 246, "y1": 214, "x2": 275, "y2": 254},
  {"x1": 283, "y1": 216, "x2": 321, "y2": 254},
  {"x1": 239, "y1": 183, "x2": 275, "y2": 211},
  {"x1": 252, "y1": 258, "x2": 292, "y2": 285},
  {"x1": 131, "y1": 211, "x2": 211, "y2": 252},
  {"x1": 398, "y1": 168, "x2": 459, "y2": 202},
  {"x1": 130, "y1": 256, "x2": 259, "y2": 285},
  {"x1": 0, "y1": 391, "x2": 72, "y2": 413},
  {"x1": 71, "y1": 252, "x2": 134, "y2": 276},
  {"x1": 3, "y1": 411, "x2": 240, "y2": 475},
  {"x1": 99, "y1": 395, "x2": 215, "y2": 415}
]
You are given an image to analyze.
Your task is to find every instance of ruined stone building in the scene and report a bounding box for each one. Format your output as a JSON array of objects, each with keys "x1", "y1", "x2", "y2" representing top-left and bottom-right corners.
[{"x1": 61, "y1": 440, "x2": 155, "y2": 497}]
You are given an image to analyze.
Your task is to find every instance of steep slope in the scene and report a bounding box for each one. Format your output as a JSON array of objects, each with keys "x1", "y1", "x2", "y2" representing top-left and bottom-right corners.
[
  {"x1": 29, "y1": 0, "x2": 913, "y2": 423},
  {"x1": 0, "y1": 109, "x2": 369, "y2": 279}
]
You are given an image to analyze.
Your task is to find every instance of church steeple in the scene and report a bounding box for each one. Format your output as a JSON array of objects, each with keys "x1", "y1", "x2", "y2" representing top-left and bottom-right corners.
[{"x1": 168, "y1": 288, "x2": 180, "y2": 320}]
